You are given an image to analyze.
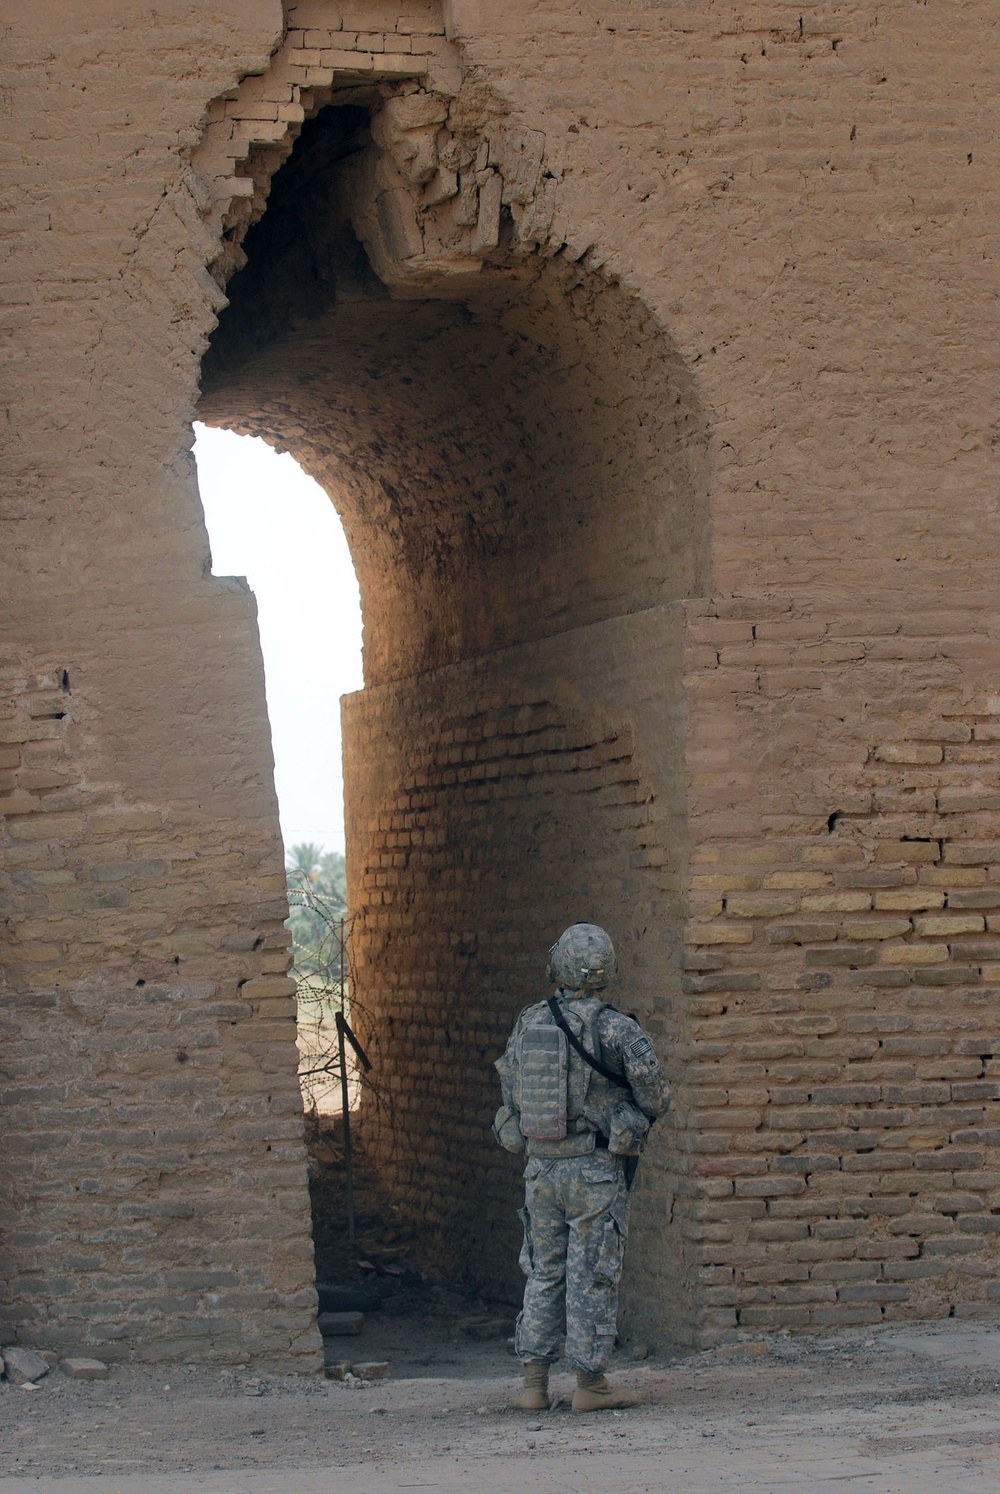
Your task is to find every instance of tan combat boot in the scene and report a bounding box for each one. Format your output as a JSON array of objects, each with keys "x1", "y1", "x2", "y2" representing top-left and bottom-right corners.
[
  {"x1": 571, "y1": 1370, "x2": 641, "y2": 1413},
  {"x1": 516, "y1": 1360, "x2": 551, "y2": 1411}
]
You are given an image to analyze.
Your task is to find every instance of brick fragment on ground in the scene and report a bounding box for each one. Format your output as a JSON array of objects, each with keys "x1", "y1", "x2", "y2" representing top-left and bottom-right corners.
[
  {"x1": 318, "y1": 1310, "x2": 364, "y2": 1335},
  {"x1": 3, "y1": 1347, "x2": 50, "y2": 1385},
  {"x1": 60, "y1": 1357, "x2": 110, "y2": 1380},
  {"x1": 353, "y1": 1361, "x2": 390, "y2": 1379}
]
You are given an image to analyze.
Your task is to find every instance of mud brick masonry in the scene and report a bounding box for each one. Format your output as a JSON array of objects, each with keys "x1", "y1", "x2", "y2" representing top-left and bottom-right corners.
[{"x1": 2, "y1": 0, "x2": 1000, "y2": 1365}]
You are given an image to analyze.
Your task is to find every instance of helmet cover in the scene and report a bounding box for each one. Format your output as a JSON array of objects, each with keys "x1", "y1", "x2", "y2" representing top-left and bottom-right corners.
[{"x1": 546, "y1": 922, "x2": 617, "y2": 990}]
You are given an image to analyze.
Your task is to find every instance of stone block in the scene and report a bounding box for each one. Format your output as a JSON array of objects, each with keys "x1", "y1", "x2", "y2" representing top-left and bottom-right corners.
[
  {"x1": 685, "y1": 922, "x2": 754, "y2": 945},
  {"x1": 241, "y1": 976, "x2": 297, "y2": 1001},
  {"x1": 911, "y1": 964, "x2": 979, "y2": 987},
  {"x1": 384, "y1": 92, "x2": 447, "y2": 131},
  {"x1": 943, "y1": 888, "x2": 1000, "y2": 910},
  {"x1": 944, "y1": 842, "x2": 1000, "y2": 865},
  {"x1": 371, "y1": 53, "x2": 425, "y2": 77},
  {"x1": 682, "y1": 972, "x2": 761, "y2": 994},
  {"x1": 875, "y1": 889, "x2": 945, "y2": 912},
  {"x1": 922, "y1": 866, "x2": 986, "y2": 886},
  {"x1": 726, "y1": 894, "x2": 799, "y2": 917},
  {"x1": 767, "y1": 923, "x2": 838, "y2": 945},
  {"x1": 838, "y1": 1282, "x2": 909, "y2": 1304},
  {"x1": 840, "y1": 868, "x2": 913, "y2": 888},
  {"x1": 949, "y1": 940, "x2": 1000, "y2": 961},
  {"x1": 762, "y1": 871, "x2": 831, "y2": 890},
  {"x1": 842, "y1": 917, "x2": 912, "y2": 941},
  {"x1": 800, "y1": 892, "x2": 871, "y2": 914},
  {"x1": 3, "y1": 1347, "x2": 49, "y2": 1385},
  {"x1": 876, "y1": 841, "x2": 940, "y2": 864},
  {"x1": 811, "y1": 1306, "x2": 883, "y2": 1327},
  {"x1": 804, "y1": 945, "x2": 876, "y2": 967},
  {"x1": 60, "y1": 1357, "x2": 109, "y2": 1379},
  {"x1": 913, "y1": 913, "x2": 984, "y2": 937},
  {"x1": 880, "y1": 942, "x2": 949, "y2": 965},
  {"x1": 938, "y1": 789, "x2": 1000, "y2": 813},
  {"x1": 318, "y1": 1311, "x2": 364, "y2": 1336}
]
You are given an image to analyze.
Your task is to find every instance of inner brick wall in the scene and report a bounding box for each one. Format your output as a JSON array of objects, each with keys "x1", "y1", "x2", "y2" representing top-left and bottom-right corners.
[
  {"x1": 342, "y1": 607, "x2": 692, "y2": 1339},
  {"x1": 347, "y1": 691, "x2": 642, "y2": 1293}
]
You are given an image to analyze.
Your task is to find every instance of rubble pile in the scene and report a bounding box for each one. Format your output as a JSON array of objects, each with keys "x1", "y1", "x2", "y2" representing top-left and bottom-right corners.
[{"x1": 1, "y1": 1347, "x2": 109, "y2": 1388}]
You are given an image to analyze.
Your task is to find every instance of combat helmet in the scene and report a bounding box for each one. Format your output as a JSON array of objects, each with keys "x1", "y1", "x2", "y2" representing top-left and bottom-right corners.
[{"x1": 546, "y1": 922, "x2": 617, "y2": 990}]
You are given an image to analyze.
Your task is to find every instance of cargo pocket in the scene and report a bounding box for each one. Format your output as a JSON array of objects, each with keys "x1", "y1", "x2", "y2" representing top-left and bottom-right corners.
[
  {"x1": 493, "y1": 1104, "x2": 525, "y2": 1154},
  {"x1": 607, "y1": 1099, "x2": 650, "y2": 1156},
  {"x1": 517, "y1": 1206, "x2": 533, "y2": 1277},
  {"x1": 593, "y1": 1208, "x2": 628, "y2": 1287},
  {"x1": 610, "y1": 1189, "x2": 631, "y2": 1240}
]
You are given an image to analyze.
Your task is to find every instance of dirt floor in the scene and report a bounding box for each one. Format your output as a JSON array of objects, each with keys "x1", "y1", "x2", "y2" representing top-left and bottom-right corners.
[
  {"x1": 5, "y1": 1123, "x2": 1000, "y2": 1488},
  {"x1": 5, "y1": 1316, "x2": 1000, "y2": 1486}
]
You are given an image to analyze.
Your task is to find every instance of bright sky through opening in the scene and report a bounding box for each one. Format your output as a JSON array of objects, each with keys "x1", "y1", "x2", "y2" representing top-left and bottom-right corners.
[{"x1": 193, "y1": 425, "x2": 363, "y2": 855}]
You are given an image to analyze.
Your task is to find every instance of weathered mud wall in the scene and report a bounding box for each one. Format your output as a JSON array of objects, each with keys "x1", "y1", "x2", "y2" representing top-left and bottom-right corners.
[
  {"x1": 0, "y1": 0, "x2": 321, "y2": 1366},
  {"x1": 2, "y1": 0, "x2": 1000, "y2": 1362}
]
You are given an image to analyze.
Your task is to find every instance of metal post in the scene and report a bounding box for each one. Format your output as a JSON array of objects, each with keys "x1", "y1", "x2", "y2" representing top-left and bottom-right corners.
[
  {"x1": 338, "y1": 1017, "x2": 355, "y2": 1247},
  {"x1": 337, "y1": 920, "x2": 355, "y2": 1246}
]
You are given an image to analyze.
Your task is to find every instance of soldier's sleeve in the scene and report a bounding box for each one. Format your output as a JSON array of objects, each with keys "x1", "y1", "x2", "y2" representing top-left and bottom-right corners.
[
  {"x1": 603, "y1": 1010, "x2": 670, "y2": 1120},
  {"x1": 492, "y1": 1016, "x2": 526, "y2": 1153},
  {"x1": 494, "y1": 1012, "x2": 524, "y2": 1112}
]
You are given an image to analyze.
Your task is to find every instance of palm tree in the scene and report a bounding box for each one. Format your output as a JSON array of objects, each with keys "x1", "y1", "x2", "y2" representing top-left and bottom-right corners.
[
  {"x1": 287, "y1": 841, "x2": 324, "y2": 881},
  {"x1": 285, "y1": 841, "x2": 347, "y2": 971}
]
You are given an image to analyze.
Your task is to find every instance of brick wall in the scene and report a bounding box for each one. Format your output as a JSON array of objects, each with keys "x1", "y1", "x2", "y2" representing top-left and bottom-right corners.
[
  {"x1": 680, "y1": 601, "x2": 1000, "y2": 1338},
  {"x1": 0, "y1": 652, "x2": 318, "y2": 1362},
  {"x1": 343, "y1": 605, "x2": 694, "y2": 1342},
  {"x1": 0, "y1": 2, "x2": 327, "y2": 1365},
  {"x1": 4, "y1": 0, "x2": 1000, "y2": 1359}
]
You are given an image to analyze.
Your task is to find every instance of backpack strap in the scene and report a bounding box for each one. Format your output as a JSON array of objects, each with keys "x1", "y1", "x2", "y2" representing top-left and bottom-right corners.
[{"x1": 547, "y1": 996, "x2": 624, "y2": 1087}]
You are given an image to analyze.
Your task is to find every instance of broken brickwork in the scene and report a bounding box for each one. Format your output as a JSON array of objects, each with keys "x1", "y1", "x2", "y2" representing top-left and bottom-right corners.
[{"x1": 3, "y1": 0, "x2": 1000, "y2": 1362}]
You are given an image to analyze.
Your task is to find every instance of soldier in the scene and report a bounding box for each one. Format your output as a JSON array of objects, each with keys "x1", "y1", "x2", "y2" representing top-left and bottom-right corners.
[{"x1": 493, "y1": 922, "x2": 670, "y2": 1413}]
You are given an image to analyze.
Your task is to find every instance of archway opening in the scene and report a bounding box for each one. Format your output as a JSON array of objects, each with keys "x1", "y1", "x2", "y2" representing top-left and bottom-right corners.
[
  {"x1": 193, "y1": 425, "x2": 362, "y2": 856},
  {"x1": 193, "y1": 425, "x2": 361, "y2": 1120},
  {"x1": 198, "y1": 96, "x2": 708, "y2": 1333}
]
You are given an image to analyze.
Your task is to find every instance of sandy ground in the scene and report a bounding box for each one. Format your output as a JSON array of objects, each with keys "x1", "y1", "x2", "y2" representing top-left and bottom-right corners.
[
  {"x1": 6, "y1": 1133, "x2": 1000, "y2": 1489},
  {"x1": 5, "y1": 1311, "x2": 1000, "y2": 1490}
]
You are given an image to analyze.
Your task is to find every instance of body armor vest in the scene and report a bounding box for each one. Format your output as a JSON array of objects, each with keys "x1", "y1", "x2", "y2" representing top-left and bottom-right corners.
[{"x1": 513, "y1": 997, "x2": 615, "y2": 1158}]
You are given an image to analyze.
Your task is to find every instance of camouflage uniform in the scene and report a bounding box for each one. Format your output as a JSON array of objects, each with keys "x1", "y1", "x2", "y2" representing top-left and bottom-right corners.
[{"x1": 495, "y1": 991, "x2": 670, "y2": 1375}]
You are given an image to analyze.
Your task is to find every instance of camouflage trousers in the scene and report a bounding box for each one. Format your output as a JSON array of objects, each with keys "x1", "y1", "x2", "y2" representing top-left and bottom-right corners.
[{"x1": 514, "y1": 1149, "x2": 631, "y2": 1375}]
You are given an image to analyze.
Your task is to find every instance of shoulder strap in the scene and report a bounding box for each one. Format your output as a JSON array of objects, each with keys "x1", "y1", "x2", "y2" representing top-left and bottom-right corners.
[{"x1": 547, "y1": 996, "x2": 623, "y2": 1086}]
